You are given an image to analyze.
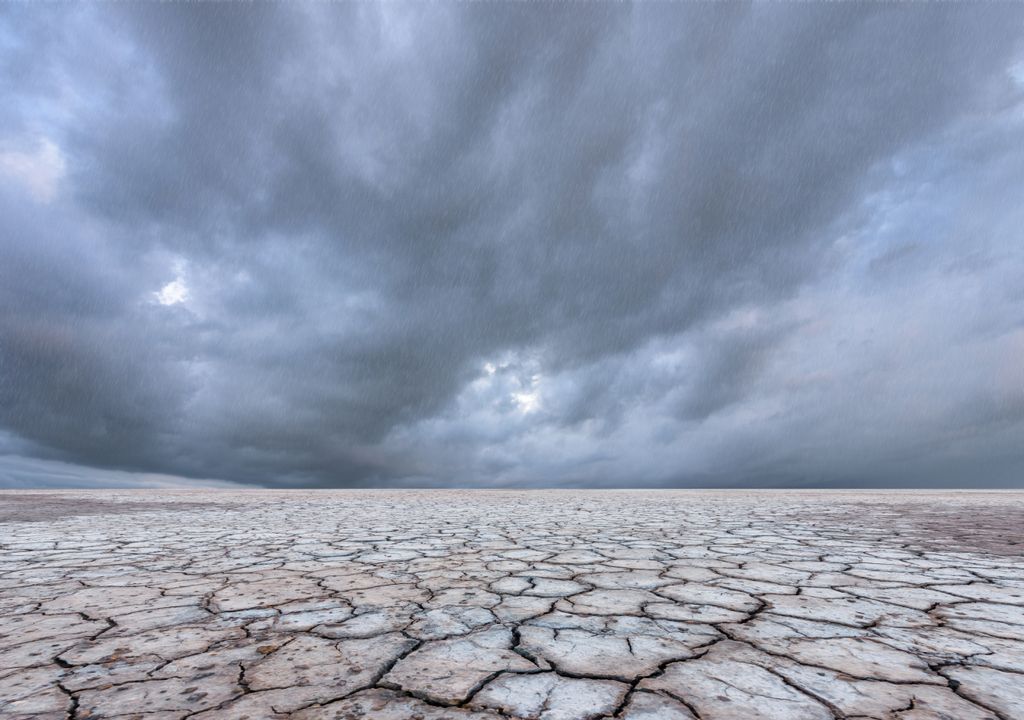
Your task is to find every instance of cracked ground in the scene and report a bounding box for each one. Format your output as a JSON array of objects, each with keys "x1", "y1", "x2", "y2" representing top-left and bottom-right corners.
[{"x1": 1, "y1": 491, "x2": 1023, "y2": 720}]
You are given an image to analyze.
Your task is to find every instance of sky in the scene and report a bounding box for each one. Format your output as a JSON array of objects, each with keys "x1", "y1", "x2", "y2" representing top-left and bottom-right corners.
[{"x1": 1, "y1": 3, "x2": 1023, "y2": 489}]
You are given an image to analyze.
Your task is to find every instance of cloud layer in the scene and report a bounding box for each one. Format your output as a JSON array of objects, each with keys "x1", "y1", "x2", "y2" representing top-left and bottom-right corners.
[{"x1": 2, "y1": 3, "x2": 1023, "y2": 487}]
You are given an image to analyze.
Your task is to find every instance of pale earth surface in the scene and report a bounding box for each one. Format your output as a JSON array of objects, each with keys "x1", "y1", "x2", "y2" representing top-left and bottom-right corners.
[{"x1": 1, "y1": 490, "x2": 1023, "y2": 720}]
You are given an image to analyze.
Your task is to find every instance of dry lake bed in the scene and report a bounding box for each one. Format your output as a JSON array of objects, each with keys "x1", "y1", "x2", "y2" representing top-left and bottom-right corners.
[{"x1": 1, "y1": 490, "x2": 1023, "y2": 720}]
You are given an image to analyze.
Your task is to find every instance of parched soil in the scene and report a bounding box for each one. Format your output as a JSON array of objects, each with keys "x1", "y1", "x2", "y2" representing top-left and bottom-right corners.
[{"x1": 1, "y1": 489, "x2": 1022, "y2": 719}]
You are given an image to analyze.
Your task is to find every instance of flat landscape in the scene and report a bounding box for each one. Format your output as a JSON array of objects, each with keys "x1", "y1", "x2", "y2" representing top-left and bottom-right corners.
[{"x1": 2, "y1": 490, "x2": 1023, "y2": 720}]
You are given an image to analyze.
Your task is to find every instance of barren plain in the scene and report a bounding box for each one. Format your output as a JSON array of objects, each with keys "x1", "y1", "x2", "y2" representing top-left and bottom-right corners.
[{"x1": 1, "y1": 490, "x2": 1023, "y2": 720}]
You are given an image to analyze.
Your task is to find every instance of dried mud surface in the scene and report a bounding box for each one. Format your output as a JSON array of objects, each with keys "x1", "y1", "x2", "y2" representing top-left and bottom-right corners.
[
  {"x1": 0, "y1": 494, "x2": 236, "y2": 524},
  {"x1": 1, "y1": 490, "x2": 1023, "y2": 720}
]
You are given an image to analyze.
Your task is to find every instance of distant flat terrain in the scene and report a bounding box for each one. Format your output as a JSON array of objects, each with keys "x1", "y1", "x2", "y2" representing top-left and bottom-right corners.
[{"x1": 1, "y1": 490, "x2": 1023, "y2": 719}]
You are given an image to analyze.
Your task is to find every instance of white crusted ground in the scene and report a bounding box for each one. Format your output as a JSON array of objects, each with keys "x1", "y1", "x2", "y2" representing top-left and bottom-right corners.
[{"x1": 1, "y1": 490, "x2": 1022, "y2": 720}]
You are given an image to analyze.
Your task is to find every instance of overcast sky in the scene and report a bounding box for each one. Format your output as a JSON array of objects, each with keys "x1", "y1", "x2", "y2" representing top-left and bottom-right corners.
[{"x1": 2, "y1": 4, "x2": 1023, "y2": 489}]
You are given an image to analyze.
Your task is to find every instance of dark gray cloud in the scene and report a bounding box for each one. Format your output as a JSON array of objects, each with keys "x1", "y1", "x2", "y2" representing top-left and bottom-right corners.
[{"x1": 1, "y1": 3, "x2": 1023, "y2": 488}]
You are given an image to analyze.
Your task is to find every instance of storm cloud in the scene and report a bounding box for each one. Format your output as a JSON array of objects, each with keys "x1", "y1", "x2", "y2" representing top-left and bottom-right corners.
[{"x1": 1, "y1": 3, "x2": 1023, "y2": 488}]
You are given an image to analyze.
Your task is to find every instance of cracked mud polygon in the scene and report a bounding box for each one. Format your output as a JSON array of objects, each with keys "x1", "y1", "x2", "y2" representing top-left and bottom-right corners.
[{"x1": 2, "y1": 490, "x2": 1023, "y2": 720}]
